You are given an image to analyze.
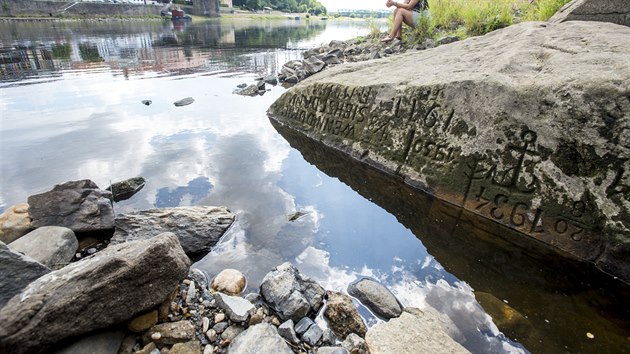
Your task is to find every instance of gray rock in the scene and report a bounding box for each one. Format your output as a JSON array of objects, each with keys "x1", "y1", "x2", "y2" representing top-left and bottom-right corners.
[
  {"x1": 143, "y1": 320, "x2": 196, "y2": 346},
  {"x1": 244, "y1": 292, "x2": 262, "y2": 304},
  {"x1": 294, "y1": 317, "x2": 314, "y2": 335},
  {"x1": 550, "y1": 0, "x2": 630, "y2": 27},
  {"x1": 0, "y1": 241, "x2": 50, "y2": 308},
  {"x1": 329, "y1": 40, "x2": 347, "y2": 49},
  {"x1": 321, "y1": 54, "x2": 343, "y2": 65},
  {"x1": 235, "y1": 84, "x2": 261, "y2": 96},
  {"x1": 284, "y1": 75, "x2": 299, "y2": 84},
  {"x1": 0, "y1": 233, "x2": 190, "y2": 353},
  {"x1": 301, "y1": 322, "x2": 323, "y2": 346},
  {"x1": 111, "y1": 206, "x2": 235, "y2": 256},
  {"x1": 341, "y1": 333, "x2": 368, "y2": 354},
  {"x1": 256, "y1": 80, "x2": 266, "y2": 90},
  {"x1": 27, "y1": 180, "x2": 114, "y2": 232},
  {"x1": 54, "y1": 329, "x2": 125, "y2": 354},
  {"x1": 324, "y1": 291, "x2": 367, "y2": 339},
  {"x1": 262, "y1": 75, "x2": 278, "y2": 86},
  {"x1": 214, "y1": 292, "x2": 255, "y2": 323},
  {"x1": 318, "y1": 347, "x2": 349, "y2": 354},
  {"x1": 106, "y1": 177, "x2": 146, "y2": 202},
  {"x1": 326, "y1": 48, "x2": 343, "y2": 58},
  {"x1": 369, "y1": 51, "x2": 381, "y2": 60},
  {"x1": 0, "y1": 203, "x2": 32, "y2": 244},
  {"x1": 8, "y1": 226, "x2": 78, "y2": 268},
  {"x1": 437, "y1": 36, "x2": 459, "y2": 45},
  {"x1": 321, "y1": 328, "x2": 337, "y2": 345},
  {"x1": 236, "y1": 83, "x2": 247, "y2": 89},
  {"x1": 278, "y1": 320, "x2": 300, "y2": 345},
  {"x1": 213, "y1": 322, "x2": 228, "y2": 334},
  {"x1": 170, "y1": 341, "x2": 201, "y2": 354},
  {"x1": 186, "y1": 281, "x2": 197, "y2": 304},
  {"x1": 347, "y1": 278, "x2": 402, "y2": 320},
  {"x1": 141, "y1": 100, "x2": 152, "y2": 106},
  {"x1": 423, "y1": 38, "x2": 435, "y2": 48},
  {"x1": 365, "y1": 307, "x2": 470, "y2": 353},
  {"x1": 304, "y1": 56, "x2": 326, "y2": 75},
  {"x1": 227, "y1": 323, "x2": 292, "y2": 354},
  {"x1": 222, "y1": 325, "x2": 245, "y2": 342},
  {"x1": 267, "y1": 21, "x2": 630, "y2": 283},
  {"x1": 259, "y1": 262, "x2": 325, "y2": 322},
  {"x1": 174, "y1": 97, "x2": 195, "y2": 107}
]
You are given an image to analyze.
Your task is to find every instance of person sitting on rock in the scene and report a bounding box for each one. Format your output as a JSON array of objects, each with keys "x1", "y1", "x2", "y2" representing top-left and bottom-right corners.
[{"x1": 382, "y1": 0, "x2": 429, "y2": 43}]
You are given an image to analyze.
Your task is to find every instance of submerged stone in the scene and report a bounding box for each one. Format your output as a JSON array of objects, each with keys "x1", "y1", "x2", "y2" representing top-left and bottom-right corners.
[{"x1": 267, "y1": 21, "x2": 630, "y2": 283}]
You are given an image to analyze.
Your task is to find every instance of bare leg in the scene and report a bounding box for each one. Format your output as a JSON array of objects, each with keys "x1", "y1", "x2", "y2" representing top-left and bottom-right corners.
[{"x1": 388, "y1": 9, "x2": 414, "y2": 40}]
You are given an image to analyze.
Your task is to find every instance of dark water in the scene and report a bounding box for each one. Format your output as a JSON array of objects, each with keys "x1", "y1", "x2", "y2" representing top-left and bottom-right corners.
[{"x1": 0, "y1": 19, "x2": 628, "y2": 354}]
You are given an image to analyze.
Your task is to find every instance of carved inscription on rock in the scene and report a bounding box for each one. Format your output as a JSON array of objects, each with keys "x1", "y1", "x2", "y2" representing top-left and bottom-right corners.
[
  {"x1": 461, "y1": 131, "x2": 602, "y2": 260},
  {"x1": 277, "y1": 84, "x2": 374, "y2": 141}
]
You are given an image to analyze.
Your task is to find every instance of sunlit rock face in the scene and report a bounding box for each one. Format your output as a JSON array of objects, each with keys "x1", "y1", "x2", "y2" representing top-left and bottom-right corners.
[{"x1": 268, "y1": 21, "x2": 630, "y2": 283}]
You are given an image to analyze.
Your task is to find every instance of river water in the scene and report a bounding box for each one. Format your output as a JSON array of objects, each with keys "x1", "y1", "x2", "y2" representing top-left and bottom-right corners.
[{"x1": 0, "y1": 19, "x2": 628, "y2": 354}]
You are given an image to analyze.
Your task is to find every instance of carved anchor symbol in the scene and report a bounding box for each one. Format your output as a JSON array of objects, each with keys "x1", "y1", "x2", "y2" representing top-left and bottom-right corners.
[{"x1": 492, "y1": 130, "x2": 540, "y2": 193}]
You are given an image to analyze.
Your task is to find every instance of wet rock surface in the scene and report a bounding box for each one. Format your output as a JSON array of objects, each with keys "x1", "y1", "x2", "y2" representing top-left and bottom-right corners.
[
  {"x1": 106, "y1": 176, "x2": 146, "y2": 202},
  {"x1": 323, "y1": 291, "x2": 367, "y2": 340},
  {"x1": 268, "y1": 21, "x2": 630, "y2": 283}
]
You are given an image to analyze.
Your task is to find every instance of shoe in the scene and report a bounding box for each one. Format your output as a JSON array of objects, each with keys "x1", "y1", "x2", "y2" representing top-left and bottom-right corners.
[{"x1": 381, "y1": 36, "x2": 394, "y2": 43}]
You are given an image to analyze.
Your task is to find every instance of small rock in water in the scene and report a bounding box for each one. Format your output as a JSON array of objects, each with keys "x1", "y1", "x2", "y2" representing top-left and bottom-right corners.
[
  {"x1": 237, "y1": 83, "x2": 248, "y2": 89},
  {"x1": 174, "y1": 97, "x2": 195, "y2": 107},
  {"x1": 141, "y1": 100, "x2": 152, "y2": 106},
  {"x1": 211, "y1": 268, "x2": 247, "y2": 295},
  {"x1": 288, "y1": 211, "x2": 308, "y2": 221},
  {"x1": 87, "y1": 248, "x2": 97, "y2": 255}
]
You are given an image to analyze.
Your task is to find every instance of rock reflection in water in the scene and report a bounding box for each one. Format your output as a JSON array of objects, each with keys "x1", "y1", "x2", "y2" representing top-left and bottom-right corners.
[{"x1": 270, "y1": 120, "x2": 630, "y2": 354}]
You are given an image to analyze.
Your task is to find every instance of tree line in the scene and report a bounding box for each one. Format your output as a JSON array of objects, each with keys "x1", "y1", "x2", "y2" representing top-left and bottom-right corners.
[{"x1": 233, "y1": 0, "x2": 327, "y2": 15}]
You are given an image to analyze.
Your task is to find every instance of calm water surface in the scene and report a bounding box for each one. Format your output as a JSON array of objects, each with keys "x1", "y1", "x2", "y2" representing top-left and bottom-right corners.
[{"x1": 0, "y1": 19, "x2": 628, "y2": 354}]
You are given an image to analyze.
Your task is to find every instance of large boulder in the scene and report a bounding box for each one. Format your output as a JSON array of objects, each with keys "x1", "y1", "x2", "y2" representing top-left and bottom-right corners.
[
  {"x1": 549, "y1": 0, "x2": 630, "y2": 27},
  {"x1": 0, "y1": 242, "x2": 50, "y2": 309},
  {"x1": 267, "y1": 21, "x2": 630, "y2": 283},
  {"x1": 110, "y1": 206, "x2": 235, "y2": 256},
  {"x1": 259, "y1": 262, "x2": 325, "y2": 322},
  {"x1": 8, "y1": 226, "x2": 78, "y2": 268},
  {"x1": 365, "y1": 307, "x2": 470, "y2": 354},
  {"x1": 347, "y1": 278, "x2": 402, "y2": 320},
  {"x1": 27, "y1": 180, "x2": 114, "y2": 232},
  {"x1": 0, "y1": 232, "x2": 190, "y2": 353},
  {"x1": 227, "y1": 323, "x2": 293, "y2": 354},
  {"x1": 0, "y1": 203, "x2": 32, "y2": 244}
]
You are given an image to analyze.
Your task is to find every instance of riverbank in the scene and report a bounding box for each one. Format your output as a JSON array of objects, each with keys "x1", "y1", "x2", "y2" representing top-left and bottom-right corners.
[{"x1": 0, "y1": 179, "x2": 469, "y2": 354}]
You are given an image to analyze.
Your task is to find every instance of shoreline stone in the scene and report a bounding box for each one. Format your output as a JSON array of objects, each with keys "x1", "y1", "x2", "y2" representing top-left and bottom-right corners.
[
  {"x1": 27, "y1": 180, "x2": 114, "y2": 233},
  {"x1": 0, "y1": 232, "x2": 190, "y2": 354},
  {"x1": 8, "y1": 226, "x2": 78, "y2": 269},
  {"x1": 110, "y1": 206, "x2": 235, "y2": 256},
  {"x1": 0, "y1": 203, "x2": 32, "y2": 244},
  {"x1": 0, "y1": 242, "x2": 50, "y2": 308},
  {"x1": 347, "y1": 278, "x2": 402, "y2": 320}
]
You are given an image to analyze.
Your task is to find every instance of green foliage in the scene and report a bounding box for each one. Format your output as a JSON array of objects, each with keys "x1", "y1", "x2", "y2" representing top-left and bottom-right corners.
[
  {"x1": 387, "y1": 0, "x2": 571, "y2": 45},
  {"x1": 521, "y1": 0, "x2": 571, "y2": 21},
  {"x1": 2, "y1": 2, "x2": 9, "y2": 12},
  {"x1": 233, "y1": 0, "x2": 326, "y2": 15}
]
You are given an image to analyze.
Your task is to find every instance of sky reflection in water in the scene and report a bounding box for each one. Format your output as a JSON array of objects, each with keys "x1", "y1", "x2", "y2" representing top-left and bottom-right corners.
[{"x1": 4, "y1": 18, "x2": 625, "y2": 354}]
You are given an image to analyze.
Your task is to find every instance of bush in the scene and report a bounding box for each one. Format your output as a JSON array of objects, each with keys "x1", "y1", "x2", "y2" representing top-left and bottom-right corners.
[{"x1": 386, "y1": 0, "x2": 572, "y2": 44}]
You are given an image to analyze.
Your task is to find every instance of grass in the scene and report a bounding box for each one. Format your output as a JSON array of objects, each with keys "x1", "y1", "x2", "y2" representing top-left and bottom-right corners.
[{"x1": 386, "y1": 0, "x2": 572, "y2": 45}]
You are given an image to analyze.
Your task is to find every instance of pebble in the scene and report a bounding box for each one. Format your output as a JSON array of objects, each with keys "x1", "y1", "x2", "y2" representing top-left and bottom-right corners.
[
  {"x1": 151, "y1": 332, "x2": 162, "y2": 341},
  {"x1": 202, "y1": 317, "x2": 210, "y2": 333},
  {"x1": 205, "y1": 329, "x2": 217, "y2": 342},
  {"x1": 203, "y1": 345, "x2": 214, "y2": 354},
  {"x1": 87, "y1": 248, "x2": 97, "y2": 254},
  {"x1": 214, "y1": 313, "x2": 225, "y2": 323}
]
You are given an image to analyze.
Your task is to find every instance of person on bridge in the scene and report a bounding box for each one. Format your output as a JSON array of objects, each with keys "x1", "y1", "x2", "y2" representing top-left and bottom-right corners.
[{"x1": 382, "y1": 0, "x2": 429, "y2": 43}]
